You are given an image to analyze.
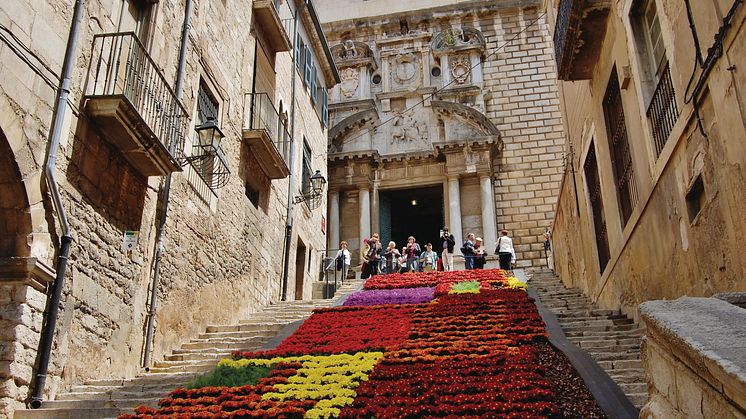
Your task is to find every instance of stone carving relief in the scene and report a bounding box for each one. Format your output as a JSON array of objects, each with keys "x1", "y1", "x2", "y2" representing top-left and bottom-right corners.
[
  {"x1": 450, "y1": 55, "x2": 471, "y2": 84},
  {"x1": 391, "y1": 53, "x2": 420, "y2": 86},
  {"x1": 340, "y1": 68, "x2": 360, "y2": 99},
  {"x1": 391, "y1": 114, "x2": 428, "y2": 144}
]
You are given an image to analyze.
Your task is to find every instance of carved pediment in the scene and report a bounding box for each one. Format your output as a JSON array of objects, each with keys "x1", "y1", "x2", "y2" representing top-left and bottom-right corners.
[
  {"x1": 431, "y1": 27, "x2": 486, "y2": 55},
  {"x1": 432, "y1": 101, "x2": 500, "y2": 137},
  {"x1": 331, "y1": 40, "x2": 378, "y2": 70}
]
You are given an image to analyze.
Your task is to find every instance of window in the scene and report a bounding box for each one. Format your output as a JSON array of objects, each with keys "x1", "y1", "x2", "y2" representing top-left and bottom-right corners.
[
  {"x1": 304, "y1": 47, "x2": 313, "y2": 87},
  {"x1": 245, "y1": 183, "x2": 261, "y2": 208},
  {"x1": 295, "y1": 33, "x2": 305, "y2": 73},
  {"x1": 686, "y1": 175, "x2": 706, "y2": 223},
  {"x1": 634, "y1": 0, "x2": 679, "y2": 157},
  {"x1": 584, "y1": 143, "x2": 611, "y2": 273},
  {"x1": 603, "y1": 67, "x2": 638, "y2": 227},
  {"x1": 190, "y1": 80, "x2": 220, "y2": 199},
  {"x1": 321, "y1": 89, "x2": 329, "y2": 128},
  {"x1": 301, "y1": 140, "x2": 312, "y2": 197}
]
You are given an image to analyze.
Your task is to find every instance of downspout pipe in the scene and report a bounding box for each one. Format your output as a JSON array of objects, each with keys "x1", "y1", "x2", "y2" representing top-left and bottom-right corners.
[
  {"x1": 30, "y1": 0, "x2": 85, "y2": 409},
  {"x1": 281, "y1": 0, "x2": 307, "y2": 301},
  {"x1": 142, "y1": 0, "x2": 193, "y2": 370}
]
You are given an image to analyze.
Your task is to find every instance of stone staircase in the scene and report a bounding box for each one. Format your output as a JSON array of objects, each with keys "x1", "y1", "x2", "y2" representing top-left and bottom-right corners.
[
  {"x1": 529, "y1": 270, "x2": 648, "y2": 410},
  {"x1": 14, "y1": 279, "x2": 363, "y2": 419}
]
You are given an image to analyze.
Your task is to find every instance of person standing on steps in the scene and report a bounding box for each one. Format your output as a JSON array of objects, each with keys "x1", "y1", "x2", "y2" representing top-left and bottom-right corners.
[
  {"x1": 544, "y1": 221, "x2": 554, "y2": 272},
  {"x1": 495, "y1": 229, "x2": 516, "y2": 271},
  {"x1": 332, "y1": 241, "x2": 351, "y2": 281},
  {"x1": 474, "y1": 237, "x2": 487, "y2": 270},
  {"x1": 419, "y1": 243, "x2": 438, "y2": 272},
  {"x1": 360, "y1": 238, "x2": 371, "y2": 279},
  {"x1": 462, "y1": 233, "x2": 476, "y2": 270},
  {"x1": 366, "y1": 233, "x2": 383, "y2": 276},
  {"x1": 384, "y1": 241, "x2": 401, "y2": 274},
  {"x1": 440, "y1": 227, "x2": 456, "y2": 271},
  {"x1": 404, "y1": 236, "x2": 421, "y2": 273}
]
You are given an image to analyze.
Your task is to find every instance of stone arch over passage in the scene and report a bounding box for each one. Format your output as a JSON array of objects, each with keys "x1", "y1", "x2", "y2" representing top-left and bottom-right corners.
[{"x1": 0, "y1": 128, "x2": 33, "y2": 258}]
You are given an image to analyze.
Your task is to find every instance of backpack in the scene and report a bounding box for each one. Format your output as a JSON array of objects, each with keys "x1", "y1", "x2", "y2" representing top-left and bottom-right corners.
[{"x1": 335, "y1": 254, "x2": 344, "y2": 271}]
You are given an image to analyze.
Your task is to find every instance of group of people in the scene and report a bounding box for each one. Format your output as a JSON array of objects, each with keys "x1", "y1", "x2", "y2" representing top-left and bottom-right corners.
[
  {"x1": 459, "y1": 229, "x2": 517, "y2": 271},
  {"x1": 332, "y1": 226, "x2": 518, "y2": 280},
  {"x1": 355, "y1": 234, "x2": 441, "y2": 279}
]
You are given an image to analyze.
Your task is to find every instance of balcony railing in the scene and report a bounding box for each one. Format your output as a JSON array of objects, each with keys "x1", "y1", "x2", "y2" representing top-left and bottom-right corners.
[
  {"x1": 554, "y1": 0, "x2": 611, "y2": 80},
  {"x1": 253, "y1": 0, "x2": 293, "y2": 53},
  {"x1": 646, "y1": 63, "x2": 679, "y2": 158},
  {"x1": 86, "y1": 32, "x2": 187, "y2": 176},
  {"x1": 242, "y1": 92, "x2": 291, "y2": 179}
]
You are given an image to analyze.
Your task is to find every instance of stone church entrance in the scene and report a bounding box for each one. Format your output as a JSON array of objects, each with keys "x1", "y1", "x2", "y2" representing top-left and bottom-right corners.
[{"x1": 379, "y1": 186, "x2": 444, "y2": 252}]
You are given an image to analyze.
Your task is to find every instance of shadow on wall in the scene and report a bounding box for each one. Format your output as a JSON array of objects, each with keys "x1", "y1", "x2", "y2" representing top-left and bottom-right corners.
[
  {"x1": 0, "y1": 127, "x2": 33, "y2": 258},
  {"x1": 66, "y1": 116, "x2": 148, "y2": 231}
]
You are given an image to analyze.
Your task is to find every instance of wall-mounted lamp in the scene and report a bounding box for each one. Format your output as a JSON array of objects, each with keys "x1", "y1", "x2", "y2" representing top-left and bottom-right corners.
[{"x1": 293, "y1": 170, "x2": 327, "y2": 209}]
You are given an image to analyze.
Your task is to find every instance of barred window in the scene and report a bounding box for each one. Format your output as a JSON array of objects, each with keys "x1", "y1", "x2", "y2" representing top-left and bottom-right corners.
[
  {"x1": 584, "y1": 143, "x2": 610, "y2": 273},
  {"x1": 603, "y1": 67, "x2": 638, "y2": 227}
]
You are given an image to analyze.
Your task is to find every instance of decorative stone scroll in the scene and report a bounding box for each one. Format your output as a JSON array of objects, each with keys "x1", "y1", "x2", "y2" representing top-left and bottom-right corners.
[
  {"x1": 431, "y1": 27, "x2": 486, "y2": 54},
  {"x1": 450, "y1": 55, "x2": 471, "y2": 84}
]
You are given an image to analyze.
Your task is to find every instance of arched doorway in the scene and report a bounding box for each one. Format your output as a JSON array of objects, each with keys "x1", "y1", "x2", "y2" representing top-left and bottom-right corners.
[{"x1": 0, "y1": 128, "x2": 33, "y2": 258}]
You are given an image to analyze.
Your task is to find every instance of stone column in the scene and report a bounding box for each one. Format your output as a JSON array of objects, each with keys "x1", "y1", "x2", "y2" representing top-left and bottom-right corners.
[
  {"x1": 371, "y1": 182, "x2": 380, "y2": 235},
  {"x1": 360, "y1": 66, "x2": 370, "y2": 99},
  {"x1": 447, "y1": 175, "x2": 463, "y2": 252},
  {"x1": 328, "y1": 191, "x2": 340, "y2": 249},
  {"x1": 359, "y1": 187, "x2": 371, "y2": 241},
  {"x1": 480, "y1": 175, "x2": 497, "y2": 251}
]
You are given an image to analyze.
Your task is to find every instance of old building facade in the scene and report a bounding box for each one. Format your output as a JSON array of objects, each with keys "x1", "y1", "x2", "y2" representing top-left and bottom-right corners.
[
  {"x1": 545, "y1": 0, "x2": 746, "y2": 320},
  {"x1": 317, "y1": 0, "x2": 566, "y2": 268},
  {"x1": 0, "y1": 0, "x2": 337, "y2": 415}
]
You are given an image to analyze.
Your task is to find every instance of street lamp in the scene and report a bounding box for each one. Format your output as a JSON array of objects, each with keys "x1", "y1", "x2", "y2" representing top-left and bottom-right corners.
[
  {"x1": 294, "y1": 170, "x2": 327, "y2": 208},
  {"x1": 195, "y1": 116, "x2": 225, "y2": 152}
]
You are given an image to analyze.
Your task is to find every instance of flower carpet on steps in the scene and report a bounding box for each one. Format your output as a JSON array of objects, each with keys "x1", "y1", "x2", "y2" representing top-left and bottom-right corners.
[{"x1": 120, "y1": 269, "x2": 604, "y2": 418}]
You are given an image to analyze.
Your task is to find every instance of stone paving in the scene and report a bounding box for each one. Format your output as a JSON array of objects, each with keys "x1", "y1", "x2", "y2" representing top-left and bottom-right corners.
[
  {"x1": 529, "y1": 269, "x2": 648, "y2": 410},
  {"x1": 13, "y1": 279, "x2": 363, "y2": 419}
]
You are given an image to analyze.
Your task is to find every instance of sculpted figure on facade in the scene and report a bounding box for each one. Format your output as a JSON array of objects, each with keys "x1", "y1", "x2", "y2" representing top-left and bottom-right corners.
[{"x1": 391, "y1": 113, "x2": 428, "y2": 145}]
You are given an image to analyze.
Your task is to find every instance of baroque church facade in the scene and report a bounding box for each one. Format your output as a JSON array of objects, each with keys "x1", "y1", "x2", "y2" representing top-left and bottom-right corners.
[{"x1": 318, "y1": 0, "x2": 566, "y2": 267}]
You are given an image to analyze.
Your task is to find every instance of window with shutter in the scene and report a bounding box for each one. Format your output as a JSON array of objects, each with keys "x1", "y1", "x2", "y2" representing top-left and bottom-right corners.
[
  {"x1": 322, "y1": 89, "x2": 329, "y2": 128},
  {"x1": 310, "y1": 66, "x2": 317, "y2": 103},
  {"x1": 304, "y1": 48, "x2": 312, "y2": 87},
  {"x1": 294, "y1": 33, "x2": 302, "y2": 71}
]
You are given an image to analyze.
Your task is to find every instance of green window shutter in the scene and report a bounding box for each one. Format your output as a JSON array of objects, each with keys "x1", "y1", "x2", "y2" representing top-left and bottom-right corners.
[
  {"x1": 322, "y1": 89, "x2": 329, "y2": 127},
  {"x1": 294, "y1": 33, "x2": 302, "y2": 71},
  {"x1": 304, "y1": 48, "x2": 312, "y2": 87},
  {"x1": 310, "y1": 65, "x2": 317, "y2": 103}
]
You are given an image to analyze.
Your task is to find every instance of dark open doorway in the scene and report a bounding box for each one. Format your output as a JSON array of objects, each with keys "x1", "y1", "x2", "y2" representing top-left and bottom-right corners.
[
  {"x1": 294, "y1": 239, "x2": 307, "y2": 300},
  {"x1": 379, "y1": 186, "x2": 444, "y2": 253}
]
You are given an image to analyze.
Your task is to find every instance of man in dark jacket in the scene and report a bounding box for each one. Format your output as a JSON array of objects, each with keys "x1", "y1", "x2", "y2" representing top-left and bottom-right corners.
[{"x1": 440, "y1": 227, "x2": 456, "y2": 271}]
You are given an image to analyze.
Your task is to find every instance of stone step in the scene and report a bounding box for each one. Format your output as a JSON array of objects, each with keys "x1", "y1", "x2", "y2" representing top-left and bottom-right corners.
[
  {"x1": 572, "y1": 338, "x2": 641, "y2": 349},
  {"x1": 189, "y1": 335, "x2": 268, "y2": 345},
  {"x1": 627, "y1": 393, "x2": 648, "y2": 408},
  {"x1": 147, "y1": 363, "x2": 216, "y2": 374},
  {"x1": 588, "y1": 351, "x2": 640, "y2": 362},
  {"x1": 606, "y1": 368, "x2": 646, "y2": 383},
  {"x1": 14, "y1": 408, "x2": 131, "y2": 419},
  {"x1": 56, "y1": 390, "x2": 168, "y2": 401},
  {"x1": 619, "y1": 382, "x2": 648, "y2": 394},
  {"x1": 26, "y1": 398, "x2": 158, "y2": 410},
  {"x1": 556, "y1": 309, "x2": 620, "y2": 318},
  {"x1": 564, "y1": 328, "x2": 646, "y2": 338},
  {"x1": 164, "y1": 352, "x2": 231, "y2": 361},
  {"x1": 84, "y1": 373, "x2": 197, "y2": 387},
  {"x1": 152, "y1": 359, "x2": 218, "y2": 369},
  {"x1": 179, "y1": 340, "x2": 266, "y2": 351},
  {"x1": 205, "y1": 324, "x2": 285, "y2": 333}
]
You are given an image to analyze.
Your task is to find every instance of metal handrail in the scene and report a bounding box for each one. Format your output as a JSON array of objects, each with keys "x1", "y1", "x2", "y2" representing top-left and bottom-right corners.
[{"x1": 88, "y1": 32, "x2": 188, "y2": 158}]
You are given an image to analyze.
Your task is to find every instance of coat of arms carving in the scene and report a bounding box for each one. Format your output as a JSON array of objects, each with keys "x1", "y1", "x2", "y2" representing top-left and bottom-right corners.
[{"x1": 340, "y1": 68, "x2": 359, "y2": 98}]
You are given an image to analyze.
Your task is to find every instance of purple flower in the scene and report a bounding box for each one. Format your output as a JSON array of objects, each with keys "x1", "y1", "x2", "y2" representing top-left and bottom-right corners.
[{"x1": 343, "y1": 287, "x2": 436, "y2": 306}]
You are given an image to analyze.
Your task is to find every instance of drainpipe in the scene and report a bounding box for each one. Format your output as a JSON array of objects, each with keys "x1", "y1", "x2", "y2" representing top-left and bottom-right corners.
[
  {"x1": 142, "y1": 0, "x2": 193, "y2": 370},
  {"x1": 29, "y1": 0, "x2": 85, "y2": 409},
  {"x1": 281, "y1": 0, "x2": 308, "y2": 301}
]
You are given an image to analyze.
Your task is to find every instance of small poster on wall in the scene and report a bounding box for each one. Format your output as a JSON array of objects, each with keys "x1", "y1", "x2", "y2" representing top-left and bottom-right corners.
[
  {"x1": 121, "y1": 230, "x2": 139, "y2": 252},
  {"x1": 321, "y1": 216, "x2": 326, "y2": 235}
]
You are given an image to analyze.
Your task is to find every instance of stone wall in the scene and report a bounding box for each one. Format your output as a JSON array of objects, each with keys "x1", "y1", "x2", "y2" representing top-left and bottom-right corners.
[
  {"x1": 640, "y1": 298, "x2": 746, "y2": 418},
  {"x1": 0, "y1": 0, "x2": 332, "y2": 415},
  {"x1": 546, "y1": 0, "x2": 746, "y2": 320}
]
